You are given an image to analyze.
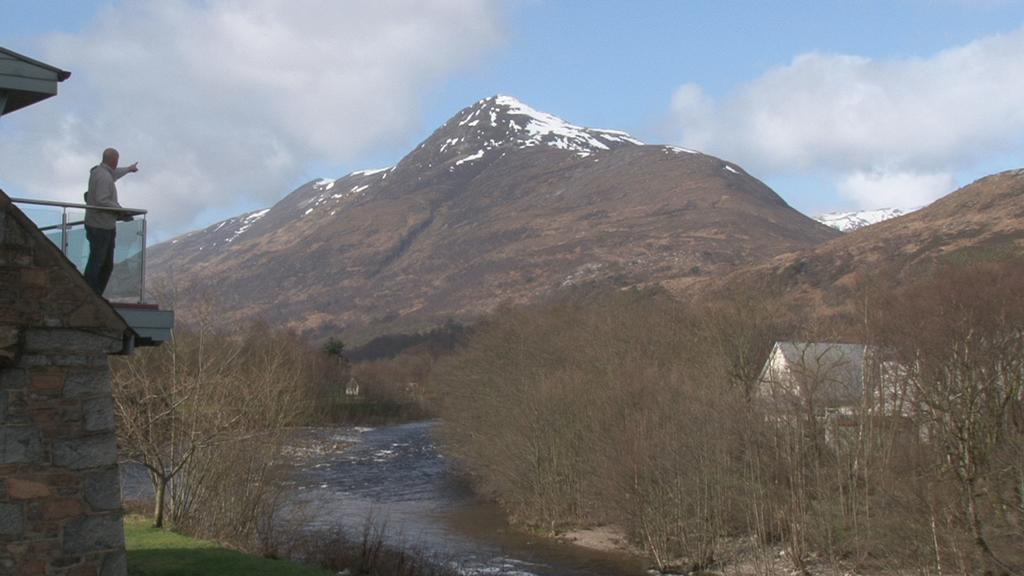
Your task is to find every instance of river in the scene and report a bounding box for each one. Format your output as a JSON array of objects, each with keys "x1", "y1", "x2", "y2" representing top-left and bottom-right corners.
[
  {"x1": 278, "y1": 421, "x2": 647, "y2": 576},
  {"x1": 122, "y1": 421, "x2": 646, "y2": 575}
]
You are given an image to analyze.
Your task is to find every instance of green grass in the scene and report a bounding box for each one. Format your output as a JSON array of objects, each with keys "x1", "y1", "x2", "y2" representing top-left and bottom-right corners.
[{"x1": 125, "y1": 516, "x2": 332, "y2": 576}]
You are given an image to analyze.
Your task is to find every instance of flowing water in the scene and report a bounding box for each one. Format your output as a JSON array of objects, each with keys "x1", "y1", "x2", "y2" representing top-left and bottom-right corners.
[
  {"x1": 123, "y1": 421, "x2": 647, "y2": 575},
  {"x1": 279, "y1": 421, "x2": 647, "y2": 576}
]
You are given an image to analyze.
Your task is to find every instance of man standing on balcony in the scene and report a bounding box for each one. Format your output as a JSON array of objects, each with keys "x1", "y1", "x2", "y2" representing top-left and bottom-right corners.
[{"x1": 84, "y1": 147, "x2": 138, "y2": 295}]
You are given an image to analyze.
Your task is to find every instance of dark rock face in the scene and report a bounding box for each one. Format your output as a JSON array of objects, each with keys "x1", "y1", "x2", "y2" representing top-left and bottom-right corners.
[{"x1": 147, "y1": 96, "x2": 839, "y2": 339}]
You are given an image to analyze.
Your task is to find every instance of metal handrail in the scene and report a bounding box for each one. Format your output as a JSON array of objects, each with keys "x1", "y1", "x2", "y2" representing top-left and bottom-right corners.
[
  {"x1": 9, "y1": 196, "x2": 147, "y2": 215},
  {"x1": 10, "y1": 196, "x2": 148, "y2": 303}
]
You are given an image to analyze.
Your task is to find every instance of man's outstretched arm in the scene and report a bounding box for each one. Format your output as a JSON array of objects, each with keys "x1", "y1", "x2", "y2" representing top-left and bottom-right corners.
[{"x1": 113, "y1": 162, "x2": 139, "y2": 180}]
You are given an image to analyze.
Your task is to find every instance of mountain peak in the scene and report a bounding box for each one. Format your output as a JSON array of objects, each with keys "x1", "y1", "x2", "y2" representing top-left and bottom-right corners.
[
  {"x1": 410, "y1": 95, "x2": 644, "y2": 170},
  {"x1": 464, "y1": 95, "x2": 644, "y2": 154}
]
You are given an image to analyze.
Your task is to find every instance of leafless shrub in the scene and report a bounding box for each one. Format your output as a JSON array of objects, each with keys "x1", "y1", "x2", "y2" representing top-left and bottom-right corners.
[
  {"x1": 432, "y1": 290, "x2": 753, "y2": 569},
  {"x1": 871, "y1": 262, "x2": 1024, "y2": 574},
  {"x1": 111, "y1": 317, "x2": 327, "y2": 541},
  {"x1": 258, "y1": 516, "x2": 463, "y2": 576}
]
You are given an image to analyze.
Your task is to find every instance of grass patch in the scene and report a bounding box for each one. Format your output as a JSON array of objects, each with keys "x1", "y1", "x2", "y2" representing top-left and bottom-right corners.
[
  {"x1": 125, "y1": 515, "x2": 331, "y2": 576},
  {"x1": 939, "y1": 239, "x2": 1022, "y2": 265},
  {"x1": 325, "y1": 396, "x2": 428, "y2": 425}
]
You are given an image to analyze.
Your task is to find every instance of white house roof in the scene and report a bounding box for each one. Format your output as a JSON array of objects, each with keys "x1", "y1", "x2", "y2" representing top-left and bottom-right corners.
[{"x1": 763, "y1": 341, "x2": 868, "y2": 407}]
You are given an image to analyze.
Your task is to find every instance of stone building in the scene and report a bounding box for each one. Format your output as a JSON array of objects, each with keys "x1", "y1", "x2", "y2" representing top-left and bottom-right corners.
[
  {"x1": 0, "y1": 46, "x2": 144, "y2": 576},
  {"x1": 1, "y1": 191, "x2": 131, "y2": 575}
]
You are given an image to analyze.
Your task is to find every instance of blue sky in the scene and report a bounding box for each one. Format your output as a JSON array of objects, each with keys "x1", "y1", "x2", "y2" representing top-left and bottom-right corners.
[{"x1": 3, "y1": 1, "x2": 1024, "y2": 240}]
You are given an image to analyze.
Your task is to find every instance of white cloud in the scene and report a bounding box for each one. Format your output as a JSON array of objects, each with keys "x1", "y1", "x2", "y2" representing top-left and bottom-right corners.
[
  {"x1": 0, "y1": 0, "x2": 505, "y2": 237},
  {"x1": 669, "y1": 83, "x2": 715, "y2": 148},
  {"x1": 838, "y1": 171, "x2": 957, "y2": 210},
  {"x1": 670, "y1": 27, "x2": 1024, "y2": 209}
]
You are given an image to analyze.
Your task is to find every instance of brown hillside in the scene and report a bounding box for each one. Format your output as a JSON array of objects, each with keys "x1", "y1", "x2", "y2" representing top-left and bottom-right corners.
[
  {"x1": 679, "y1": 168, "x2": 1024, "y2": 311},
  {"x1": 147, "y1": 96, "x2": 838, "y2": 339}
]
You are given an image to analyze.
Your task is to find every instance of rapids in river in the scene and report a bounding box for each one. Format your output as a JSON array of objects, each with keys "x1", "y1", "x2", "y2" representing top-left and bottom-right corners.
[{"x1": 280, "y1": 421, "x2": 646, "y2": 576}]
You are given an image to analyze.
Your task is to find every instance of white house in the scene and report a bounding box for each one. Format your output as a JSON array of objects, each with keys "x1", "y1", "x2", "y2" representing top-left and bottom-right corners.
[
  {"x1": 757, "y1": 342, "x2": 867, "y2": 410},
  {"x1": 756, "y1": 341, "x2": 916, "y2": 445}
]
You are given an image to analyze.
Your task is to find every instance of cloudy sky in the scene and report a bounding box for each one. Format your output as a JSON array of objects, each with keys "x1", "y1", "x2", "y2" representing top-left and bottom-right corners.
[{"x1": 2, "y1": 1, "x2": 1023, "y2": 240}]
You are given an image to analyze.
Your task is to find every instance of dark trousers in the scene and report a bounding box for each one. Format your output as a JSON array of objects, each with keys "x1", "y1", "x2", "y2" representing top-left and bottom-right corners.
[{"x1": 84, "y1": 225, "x2": 116, "y2": 296}]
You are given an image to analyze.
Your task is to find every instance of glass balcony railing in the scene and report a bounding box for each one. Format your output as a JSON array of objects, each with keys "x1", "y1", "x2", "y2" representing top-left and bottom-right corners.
[{"x1": 11, "y1": 197, "x2": 148, "y2": 304}]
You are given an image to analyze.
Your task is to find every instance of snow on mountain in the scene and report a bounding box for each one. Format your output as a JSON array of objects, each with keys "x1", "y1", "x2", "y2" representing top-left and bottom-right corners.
[
  {"x1": 183, "y1": 167, "x2": 396, "y2": 250},
  {"x1": 815, "y1": 207, "x2": 917, "y2": 232},
  {"x1": 352, "y1": 168, "x2": 390, "y2": 177},
  {"x1": 176, "y1": 206, "x2": 274, "y2": 250},
  {"x1": 225, "y1": 208, "x2": 270, "y2": 243},
  {"x1": 299, "y1": 169, "x2": 390, "y2": 217},
  {"x1": 423, "y1": 95, "x2": 644, "y2": 167},
  {"x1": 170, "y1": 96, "x2": 656, "y2": 250},
  {"x1": 488, "y1": 95, "x2": 644, "y2": 151}
]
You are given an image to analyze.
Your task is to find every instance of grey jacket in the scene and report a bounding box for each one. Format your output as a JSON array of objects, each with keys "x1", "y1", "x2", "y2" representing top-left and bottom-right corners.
[{"x1": 85, "y1": 164, "x2": 132, "y2": 229}]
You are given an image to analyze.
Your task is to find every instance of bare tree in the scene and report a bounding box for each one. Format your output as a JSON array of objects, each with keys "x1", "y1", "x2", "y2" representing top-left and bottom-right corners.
[
  {"x1": 875, "y1": 263, "x2": 1024, "y2": 574},
  {"x1": 112, "y1": 319, "x2": 324, "y2": 531}
]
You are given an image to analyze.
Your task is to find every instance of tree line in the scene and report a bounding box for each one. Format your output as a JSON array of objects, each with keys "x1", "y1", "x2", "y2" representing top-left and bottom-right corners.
[{"x1": 429, "y1": 262, "x2": 1024, "y2": 575}]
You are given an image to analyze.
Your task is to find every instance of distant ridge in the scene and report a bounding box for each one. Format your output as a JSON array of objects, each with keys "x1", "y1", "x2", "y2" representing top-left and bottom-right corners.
[
  {"x1": 688, "y1": 169, "x2": 1024, "y2": 312},
  {"x1": 815, "y1": 207, "x2": 918, "y2": 232}
]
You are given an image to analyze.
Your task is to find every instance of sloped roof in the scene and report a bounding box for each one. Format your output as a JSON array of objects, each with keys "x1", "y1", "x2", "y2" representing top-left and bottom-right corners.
[
  {"x1": 0, "y1": 189, "x2": 128, "y2": 335},
  {"x1": 777, "y1": 342, "x2": 865, "y2": 374},
  {"x1": 769, "y1": 342, "x2": 867, "y2": 407},
  {"x1": 0, "y1": 46, "x2": 71, "y2": 116}
]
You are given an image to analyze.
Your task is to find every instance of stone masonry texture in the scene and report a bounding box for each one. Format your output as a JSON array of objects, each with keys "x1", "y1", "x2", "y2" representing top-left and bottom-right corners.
[{"x1": 1, "y1": 194, "x2": 130, "y2": 575}]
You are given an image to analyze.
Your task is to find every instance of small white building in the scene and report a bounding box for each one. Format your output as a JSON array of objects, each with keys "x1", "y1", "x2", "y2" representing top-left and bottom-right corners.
[
  {"x1": 756, "y1": 341, "x2": 918, "y2": 447},
  {"x1": 757, "y1": 341, "x2": 868, "y2": 412}
]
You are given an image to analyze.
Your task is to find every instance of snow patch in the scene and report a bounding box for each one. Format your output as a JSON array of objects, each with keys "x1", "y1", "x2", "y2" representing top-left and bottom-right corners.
[
  {"x1": 225, "y1": 208, "x2": 270, "y2": 243},
  {"x1": 593, "y1": 129, "x2": 644, "y2": 145},
  {"x1": 665, "y1": 145, "x2": 698, "y2": 154},
  {"x1": 352, "y1": 167, "x2": 390, "y2": 177},
  {"x1": 724, "y1": 165, "x2": 740, "y2": 174},
  {"x1": 815, "y1": 207, "x2": 917, "y2": 232},
  {"x1": 439, "y1": 137, "x2": 461, "y2": 153},
  {"x1": 494, "y1": 95, "x2": 611, "y2": 151},
  {"x1": 458, "y1": 107, "x2": 481, "y2": 126},
  {"x1": 464, "y1": 95, "x2": 646, "y2": 156},
  {"x1": 455, "y1": 150, "x2": 485, "y2": 166},
  {"x1": 314, "y1": 178, "x2": 336, "y2": 191}
]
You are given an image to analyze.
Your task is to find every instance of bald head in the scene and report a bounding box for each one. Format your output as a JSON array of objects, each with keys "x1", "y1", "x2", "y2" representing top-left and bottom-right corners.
[{"x1": 102, "y1": 148, "x2": 119, "y2": 169}]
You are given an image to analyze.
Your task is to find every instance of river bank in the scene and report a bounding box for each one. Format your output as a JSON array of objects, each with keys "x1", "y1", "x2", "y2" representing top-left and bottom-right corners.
[{"x1": 557, "y1": 526, "x2": 632, "y2": 554}]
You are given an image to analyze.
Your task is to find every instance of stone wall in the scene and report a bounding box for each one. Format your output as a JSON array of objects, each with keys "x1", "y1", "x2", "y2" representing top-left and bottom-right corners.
[{"x1": 1, "y1": 194, "x2": 128, "y2": 576}]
